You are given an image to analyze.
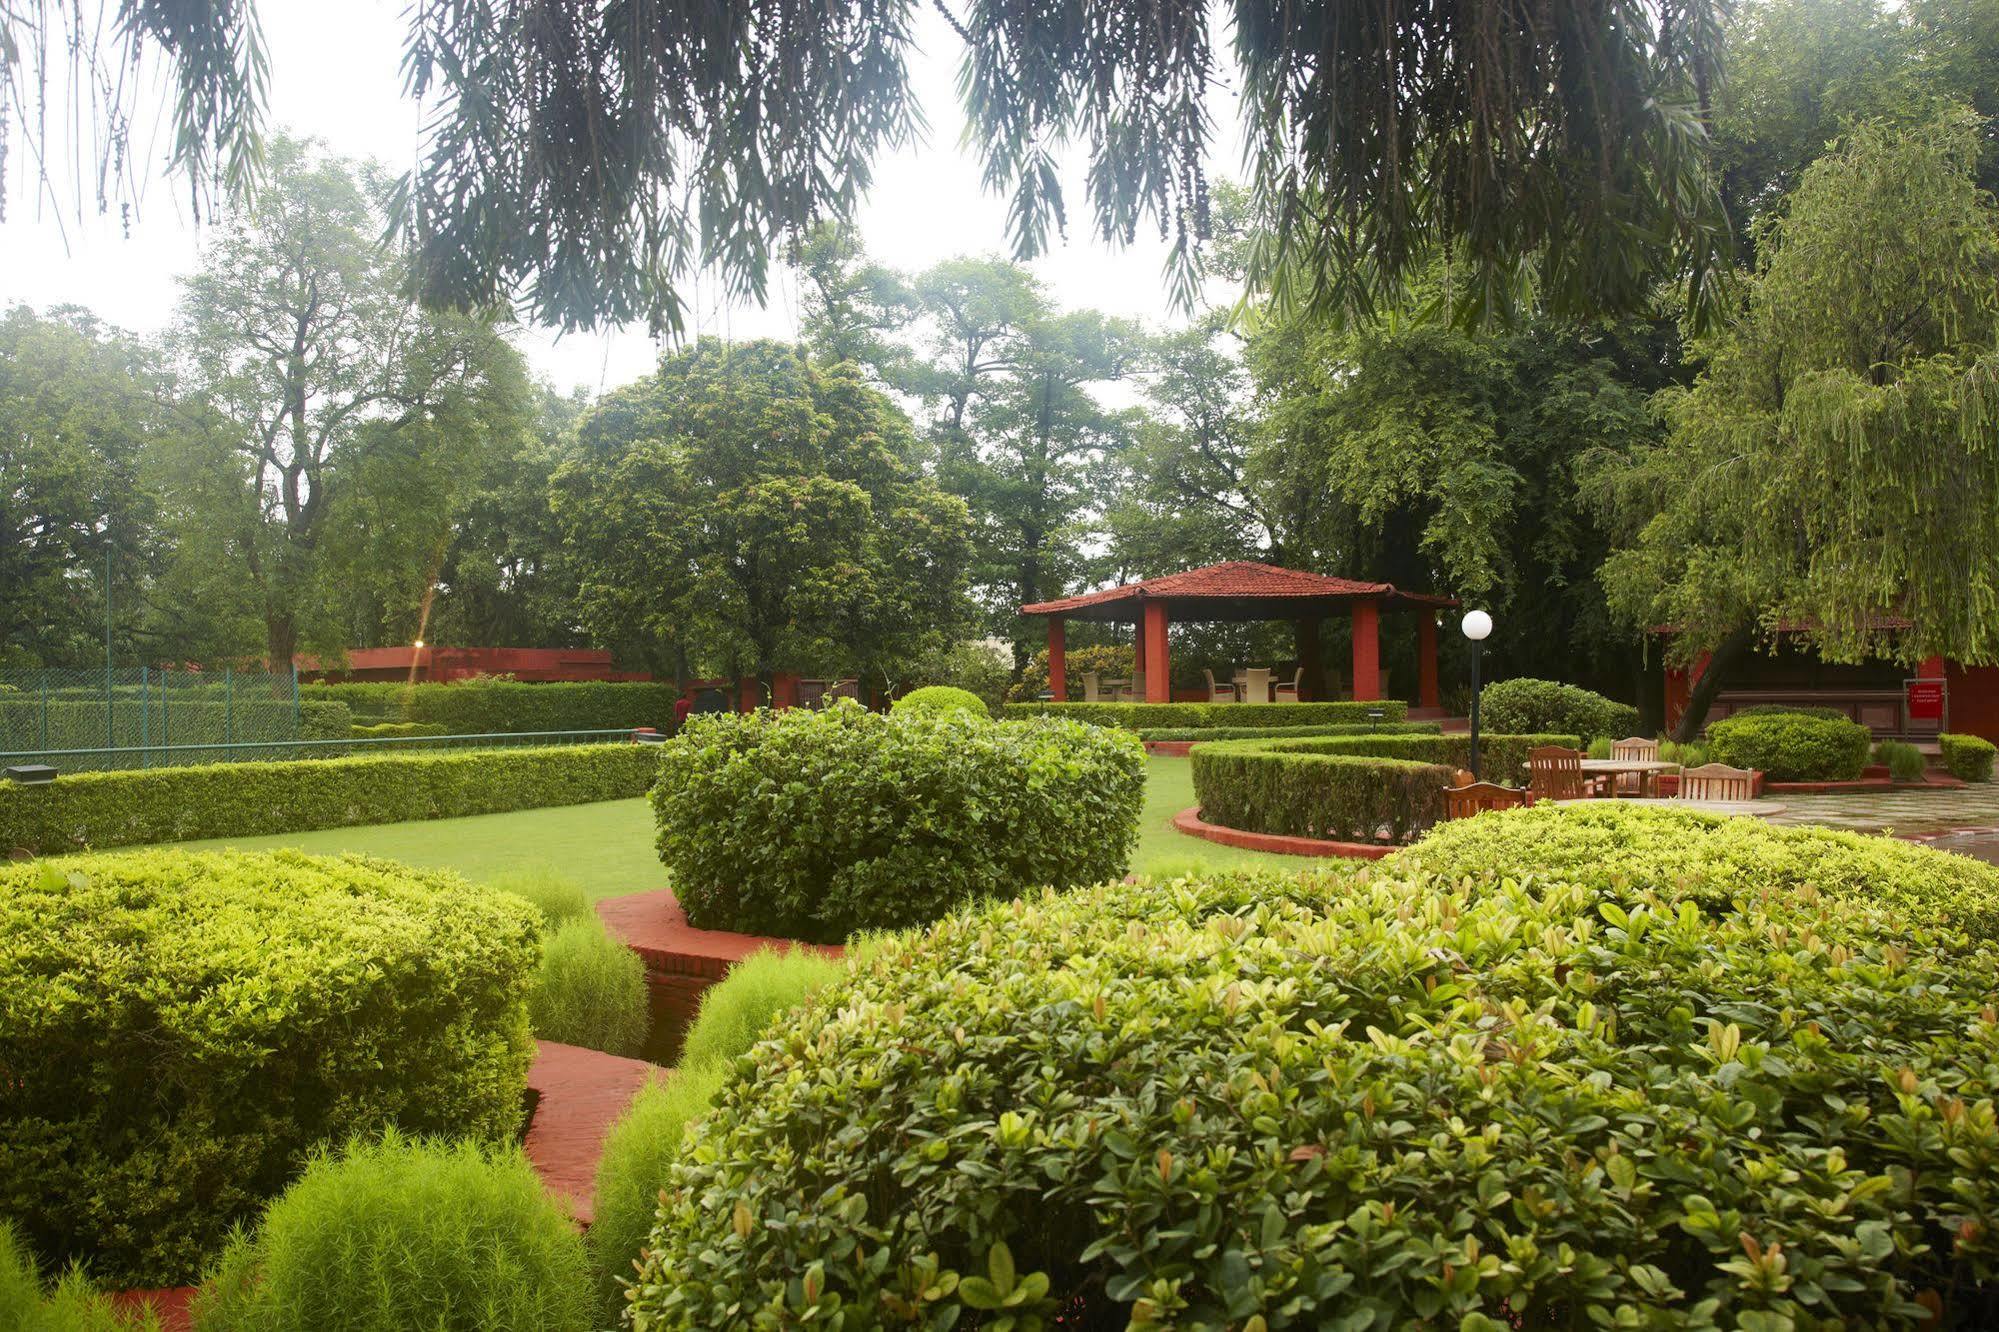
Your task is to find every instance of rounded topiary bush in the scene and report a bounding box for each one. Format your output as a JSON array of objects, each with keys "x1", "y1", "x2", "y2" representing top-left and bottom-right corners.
[
  {"x1": 1705, "y1": 709, "x2": 1872, "y2": 781},
  {"x1": 0, "y1": 849, "x2": 540, "y2": 1286},
  {"x1": 653, "y1": 701, "x2": 1146, "y2": 941},
  {"x1": 1944, "y1": 732, "x2": 1998, "y2": 782},
  {"x1": 1478, "y1": 677, "x2": 1639, "y2": 741},
  {"x1": 629, "y1": 866, "x2": 1999, "y2": 1329},
  {"x1": 527, "y1": 918, "x2": 650, "y2": 1056},
  {"x1": 1389, "y1": 801, "x2": 1999, "y2": 941},
  {"x1": 193, "y1": 1130, "x2": 591, "y2": 1332},
  {"x1": 891, "y1": 685, "x2": 992, "y2": 719}
]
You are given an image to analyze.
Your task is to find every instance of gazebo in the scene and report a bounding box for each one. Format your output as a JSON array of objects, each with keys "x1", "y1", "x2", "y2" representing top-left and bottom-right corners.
[{"x1": 1021, "y1": 561, "x2": 1456, "y2": 707}]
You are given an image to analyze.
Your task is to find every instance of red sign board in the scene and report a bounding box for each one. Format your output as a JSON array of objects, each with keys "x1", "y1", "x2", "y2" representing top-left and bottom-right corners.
[{"x1": 1908, "y1": 679, "x2": 1946, "y2": 721}]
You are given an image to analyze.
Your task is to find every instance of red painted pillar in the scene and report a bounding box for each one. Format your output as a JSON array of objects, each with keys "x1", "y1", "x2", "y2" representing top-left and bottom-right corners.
[
  {"x1": 771, "y1": 672, "x2": 799, "y2": 710},
  {"x1": 1351, "y1": 599, "x2": 1381, "y2": 701},
  {"x1": 736, "y1": 677, "x2": 760, "y2": 712},
  {"x1": 1417, "y1": 614, "x2": 1440, "y2": 710},
  {"x1": 1295, "y1": 618, "x2": 1322, "y2": 702},
  {"x1": 1047, "y1": 618, "x2": 1067, "y2": 701},
  {"x1": 1920, "y1": 654, "x2": 1946, "y2": 678},
  {"x1": 1143, "y1": 602, "x2": 1171, "y2": 703}
]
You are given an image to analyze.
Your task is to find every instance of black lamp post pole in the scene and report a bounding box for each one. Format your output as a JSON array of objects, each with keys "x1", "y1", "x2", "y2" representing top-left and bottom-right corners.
[{"x1": 1468, "y1": 639, "x2": 1483, "y2": 782}]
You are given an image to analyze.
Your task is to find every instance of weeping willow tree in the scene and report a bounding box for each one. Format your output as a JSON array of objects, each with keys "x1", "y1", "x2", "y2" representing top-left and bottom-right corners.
[
  {"x1": 1590, "y1": 111, "x2": 1999, "y2": 737},
  {"x1": 5, "y1": 0, "x2": 1726, "y2": 334}
]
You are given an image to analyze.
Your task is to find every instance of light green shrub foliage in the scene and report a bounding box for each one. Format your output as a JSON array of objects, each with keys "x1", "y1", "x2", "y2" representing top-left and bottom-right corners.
[
  {"x1": 1660, "y1": 737, "x2": 1708, "y2": 768},
  {"x1": 1191, "y1": 742, "x2": 1453, "y2": 844},
  {"x1": 193, "y1": 1130, "x2": 591, "y2": 1332},
  {"x1": 488, "y1": 865, "x2": 594, "y2": 930},
  {"x1": 528, "y1": 919, "x2": 650, "y2": 1057},
  {"x1": 0, "y1": 851, "x2": 539, "y2": 1286},
  {"x1": 1943, "y1": 732, "x2": 1998, "y2": 782},
  {"x1": 1874, "y1": 739, "x2": 1928, "y2": 783},
  {"x1": 675, "y1": 947, "x2": 854, "y2": 1071},
  {"x1": 1705, "y1": 710, "x2": 1872, "y2": 781},
  {"x1": 588, "y1": 1064, "x2": 729, "y2": 1322},
  {"x1": 0, "y1": 743, "x2": 660, "y2": 855},
  {"x1": 1136, "y1": 721, "x2": 1441, "y2": 742},
  {"x1": 303, "y1": 679, "x2": 680, "y2": 733},
  {"x1": 1001, "y1": 700, "x2": 1409, "y2": 730},
  {"x1": 654, "y1": 703, "x2": 1146, "y2": 941},
  {"x1": 1478, "y1": 677, "x2": 1639, "y2": 741},
  {"x1": 349, "y1": 720, "x2": 450, "y2": 739},
  {"x1": 1391, "y1": 802, "x2": 1999, "y2": 941},
  {"x1": 891, "y1": 685, "x2": 992, "y2": 719},
  {"x1": 0, "y1": 1222, "x2": 161, "y2": 1332},
  {"x1": 630, "y1": 864, "x2": 1999, "y2": 1329}
]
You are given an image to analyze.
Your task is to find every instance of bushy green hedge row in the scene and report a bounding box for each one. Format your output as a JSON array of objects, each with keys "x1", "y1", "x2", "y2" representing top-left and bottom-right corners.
[
  {"x1": 1000, "y1": 699, "x2": 1410, "y2": 730},
  {"x1": 350, "y1": 720, "x2": 450, "y2": 739},
  {"x1": 1137, "y1": 720, "x2": 1441, "y2": 742},
  {"x1": 1478, "y1": 676, "x2": 1639, "y2": 740},
  {"x1": 0, "y1": 850, "x2": 540, "y2": 1286},
  {"x1": 303, "y1": 680, "x2": 680, "y2": 734},
  {"x1": 654, "y1": 703, "x2": 1146, "y2": 941},
  {"x1": 0, "y1": 698, "x2": 351, "y2": 764},
  {"x1": 0, "y1": 743, "x2": 661, "y2": 855},
  {"x1": 629, "y1": 826, "x2": 1999, "y2": 1328},
  {"x1": 1705, "y1": 709, "x2": 1871, "y2": 780},
  {"x1": 1188, "y1": 731, "x2": 1575, "y2": 844},
  {"x1": 1943, "y1": 732, "x2": 1998, "y2": 782}
]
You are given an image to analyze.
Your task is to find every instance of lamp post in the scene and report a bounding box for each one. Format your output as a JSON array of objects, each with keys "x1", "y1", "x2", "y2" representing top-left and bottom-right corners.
[{"x1": 1461, "y1": 610, "x2": 1493, "y2": 779}]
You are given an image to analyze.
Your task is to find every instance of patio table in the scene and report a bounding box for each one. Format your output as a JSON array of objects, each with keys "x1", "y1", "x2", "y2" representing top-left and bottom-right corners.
[{"x1": 1579, "y1": 757, "x2": 1680, "y2": 797}]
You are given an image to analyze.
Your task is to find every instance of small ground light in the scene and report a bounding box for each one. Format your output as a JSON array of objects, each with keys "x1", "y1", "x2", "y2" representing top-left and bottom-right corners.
[{"x1": 5, "y1": 765, "x2": 57, "y2": 784}]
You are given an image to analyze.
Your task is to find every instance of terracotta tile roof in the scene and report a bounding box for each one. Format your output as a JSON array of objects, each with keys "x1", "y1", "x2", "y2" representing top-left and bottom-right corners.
[{"x1": 1022, "y1": 561, "x2": 1456, "y2": 618}]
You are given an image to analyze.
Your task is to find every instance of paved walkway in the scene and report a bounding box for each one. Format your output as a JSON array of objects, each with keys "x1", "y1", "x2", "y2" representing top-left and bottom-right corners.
[{"x1": 1762, "y1": 782, "x2": 1999, "y2": 838}]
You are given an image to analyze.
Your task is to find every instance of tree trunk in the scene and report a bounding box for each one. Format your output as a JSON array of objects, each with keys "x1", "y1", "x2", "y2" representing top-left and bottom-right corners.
[
  {"x1": 1670, "y1": 621, "x2": 1756, "y2": 743},
  {"x1": 265, "y1": 615, "x2": 297, "y2": 674}
]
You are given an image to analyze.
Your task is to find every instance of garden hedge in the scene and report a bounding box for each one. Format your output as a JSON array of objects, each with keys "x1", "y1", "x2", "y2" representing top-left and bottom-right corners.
[
  {"x1": 1136, "y1": 720, "x2": 1440, "y2": 742},
  {"x1": 653, "y1": 702, "x2": 1146, "y2": 941},
  {"x1": 0, "y1": 698, "x2": 351, "y2": 766},
  {"x1": 0, "y1": 850, "x2": 540, "y2": 1286},
  {"x1": 302, "y1": 679, "x2": 680, "y2": 734},
  {"x1": 1390, "y1": 802, "x2": 1999, "y2": 942},
  {"x1": 1705, "y1": 709, "x2": 1871, "y2": 781},
  {"x1": 890, "y1": 685, "x2": 992, "y2": 719},
  {"x1": 629, "y1": 862, "x2": 1999, "y2": 1328},
  {"x1": 1477, "y1": 676, "x2": 1639, "y2": 741},
  {"x1": 1189, "y1": 732, "x2": 1575, "y2": 844},
  {"x1": 1000, "y1": 699, "x2": 1409, "y2": 730},
  {"x1": 349, "y1": 720, "x2": 450, "y2": 740},
  {"x1": 0, "y1": 743, "x2": 661, "y2": 855},
  {"x1": 1943, "y1": 732, "x2": 1997, "y2": 782}
]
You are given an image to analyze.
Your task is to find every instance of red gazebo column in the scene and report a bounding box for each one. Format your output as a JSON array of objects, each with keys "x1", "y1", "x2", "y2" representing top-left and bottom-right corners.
[
  {"x1": 1295, "y1": 618, "x2": 1322, "y2": 702},
  {"x1": 1351, "y1": 599, "x2": 1381, "y2": 701},
  {"x1": 1047, "y1": 617, "x2": 1067, "y2": 701},
  {"x1": 1417, "y1": 614, "x2": 1440, "y2": 710},
  {"x1": 1143, "y1": 602, "x2": 1171, "y2": 703}
]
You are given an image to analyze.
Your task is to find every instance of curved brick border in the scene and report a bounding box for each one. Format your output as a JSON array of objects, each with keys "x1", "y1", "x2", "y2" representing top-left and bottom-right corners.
[
  {"x1": 1144, "y1": 740, "x2": 1197, "y2": 757},
  {"x1": 1172, "y1": 806, "x2": 1398, "y2": 860}
]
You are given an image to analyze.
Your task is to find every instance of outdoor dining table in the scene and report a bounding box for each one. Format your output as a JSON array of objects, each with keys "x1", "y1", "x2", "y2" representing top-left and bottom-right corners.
[{"x1": 1519, "y1": 756, "x2": 1681, "y2": 796}]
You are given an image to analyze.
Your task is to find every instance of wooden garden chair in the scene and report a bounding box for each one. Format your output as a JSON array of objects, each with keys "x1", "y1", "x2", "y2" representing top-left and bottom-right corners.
[
  {"x1": 1609, "y1": 735, "x2": 1660, "y2": 795},
  {"x1": 1272, "y1": 667, "x2": 1303, "y2": 702},
  {"x1": 1445, "y1": 781, "x2": 1526, "y2": 820},
  {"x1": 1081, "y1": 671, "x2": 1102, "y2": 703},
  {"x1": 1678, "y1": 762, "x2": 1756, "y2": 802},
  {"x1": 1528, "y1": 746, "x2": 1589, "y2": 802},
  {"x1": 1203, "y1": 669, "x2": 1237, "y2": 703},
  {"x1": 1118, "y1": 671, "x2": 1145, "y2": 703}
]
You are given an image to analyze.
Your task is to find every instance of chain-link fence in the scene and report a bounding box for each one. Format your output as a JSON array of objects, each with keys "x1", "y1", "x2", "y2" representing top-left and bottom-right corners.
[{"x1": 0, "y1": 667, "x2": 304, "y2": 771}]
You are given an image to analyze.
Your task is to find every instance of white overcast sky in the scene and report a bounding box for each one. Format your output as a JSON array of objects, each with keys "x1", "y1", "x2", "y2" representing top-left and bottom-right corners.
[{"x1": 0, "y1": 1, "x2": 1221, "y2": 394}]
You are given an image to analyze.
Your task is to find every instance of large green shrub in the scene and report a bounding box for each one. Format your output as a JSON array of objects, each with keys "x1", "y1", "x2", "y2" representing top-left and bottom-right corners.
[
  {"x1": 1874, "y1": 738, "x2": 1928, "y2": 782},
  {"x1": 1001, "y1": 700, "x2": 1410, "y2": 730},
  {"x1": 193, "y1": 1130, "x2": 591, "y2": 1332},
  {"x1": 0, "y1": 851, "x2": 539, "y2": 1286},
  {"x1": 0, "y1": 742, "x2": 660, "y2": 855},
  {"x1": 1705, "y1": 709, "x2": 1871, "y2": 780},
  {"x1": 1478, "y1": 676, "x2": 1639, "y2": 740},
  {"x1": 301, "y1": 679, "x2": 680, "y2": 733},
  {"x1": 629, "y1": 867, "x2": 1999, "y2": 1329},
  {"x1": 1943, "y1": 732, "x2": 1998, "y2": 782},
  {"x1": 1136, "y1": 720, "x2": 1441, "y2": 742},
  {"x1": 654, "y1": 703, "x2": 1145, "y2": 941},
  {"x1": 0, "y1": 1221, "x2": 161, "y2": 1331},
  {"x1": 1390, "y1": 802, "x2": 1999, "y2": 942},
  {"x1": 527, "y1": 919, "x2": 650, "y2": 1057},
  {"x1": 1191, "y1": 742, "x2": 1452, "y2": 843},
  {"x1": 890, "y1": 685, "x2": 992, "y2": 719}
]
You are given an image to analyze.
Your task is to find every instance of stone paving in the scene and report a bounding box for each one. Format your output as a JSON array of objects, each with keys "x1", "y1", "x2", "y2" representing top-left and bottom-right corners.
[{"x1": 1761, "y1": 782, "x2": 1999, "y2": 837}]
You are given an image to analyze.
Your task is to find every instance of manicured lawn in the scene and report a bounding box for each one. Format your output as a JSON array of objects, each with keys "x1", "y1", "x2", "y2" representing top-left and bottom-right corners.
[{"x1": 157, "y1": 755, "x2": 1323, "y2": 897}]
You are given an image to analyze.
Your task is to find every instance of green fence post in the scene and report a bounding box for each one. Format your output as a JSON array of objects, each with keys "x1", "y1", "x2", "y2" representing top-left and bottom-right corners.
[
  {"x1": 141, "y1": 665, "x2": 150, "y2": 769},
  {"x1": 225, "y1": 666, "x2": 234, "y2": 744},
  {"x1": 162, "y1": 669, "x2": 170, "y2": 755},
  {"x1": 292, "y1": 662, "x2": 302, "y2": 757},
  {"x1": 38, "y1": 679, "x2": 48, "y2": 753}
]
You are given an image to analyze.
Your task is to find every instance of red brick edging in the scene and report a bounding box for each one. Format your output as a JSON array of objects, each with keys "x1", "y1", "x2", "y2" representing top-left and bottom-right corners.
[
  {"x1": 1144, "y1": 740, "x2": 1197, "y2": 757},
  {"x1": 1172, "y1": 806, "x2": 1399, "y2": 860}
]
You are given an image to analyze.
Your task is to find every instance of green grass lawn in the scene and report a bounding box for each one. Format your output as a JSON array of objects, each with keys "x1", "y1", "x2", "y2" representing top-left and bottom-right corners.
[{"x1": 160, "y1": 755, "x2": 1322, "y2": 898}]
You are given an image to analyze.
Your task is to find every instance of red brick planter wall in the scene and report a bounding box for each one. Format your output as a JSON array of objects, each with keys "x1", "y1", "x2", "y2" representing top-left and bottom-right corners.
[{"x1": 1173, "y1": 806, "x2": 1399, "y2": 860}]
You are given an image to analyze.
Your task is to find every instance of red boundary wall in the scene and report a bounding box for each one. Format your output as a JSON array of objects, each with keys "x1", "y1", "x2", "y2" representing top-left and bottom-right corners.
[{"x1": 1172, "y1": 806, "x2": 1398, "y2": 860}]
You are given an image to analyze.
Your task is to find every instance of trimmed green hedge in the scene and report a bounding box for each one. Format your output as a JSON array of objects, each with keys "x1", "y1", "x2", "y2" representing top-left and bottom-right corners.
[
  {"x1": 654, "y1": 702, "x2": 1146, "y2": 941},
  {"x1": 0, "y1": 743, "x2": 661, "y2": 855},
  {"x1": 0, "y1": 850, "x2": 540, "y2": 1286},
  {"x1": 1705, "y1": 709, "x2": 1871, "y2": 781},
  {"x1": 630, "y1": 863, "x2": 1999, "y2": 1328},
  {"x1": 1478, "y1": 677, "x2": 1638, "y2": 741},
  {"x1": 1137, "y1": 720, "x2": 1441, "y2": 742},
  {"x1": 350, "y1": 721, "x2": 450, "y2": 739},
  {"x1": 890, "y1": 685, "x2": 991, "y2": 719},
  {"x1": 302, "y1": 680, "x2": 680, "y2": 733},
  {"x1": 1943, "y1": 732, "x2": 1997, "y2": 782},
  {"x1": 1000, "y1": 699, "x2": 1410, "y2": 730},
  {"x1": 0, "y1": 698, "x2": 351, "y2": 767},
  {"x1": 1189, "y1": 731, "x2": 1576, "y2": 844}
]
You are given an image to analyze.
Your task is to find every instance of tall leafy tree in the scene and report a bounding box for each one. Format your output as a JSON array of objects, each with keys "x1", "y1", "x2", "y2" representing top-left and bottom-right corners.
[
  {"x1": 790, "y1": 224, "x2": 916, "y2": 381},
  {"x1": 156, "y1": 137, "x2": 532, "y2": 667},
  {"x1": 552, "y1": 341, "x2": 971, "y2": 691},
  {"x1": 1592, "y1": 112, "x2": 1999, "y2": 736}
]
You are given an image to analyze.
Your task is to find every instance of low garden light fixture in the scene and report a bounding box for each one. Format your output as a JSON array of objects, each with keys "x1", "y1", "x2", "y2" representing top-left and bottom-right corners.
[
  {"x1": 1461, "y1": 610, "x2": 1493, "y2": 779},
  {"x1": 5, "y1": 765, "x2": 57, "y2": 784}
]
